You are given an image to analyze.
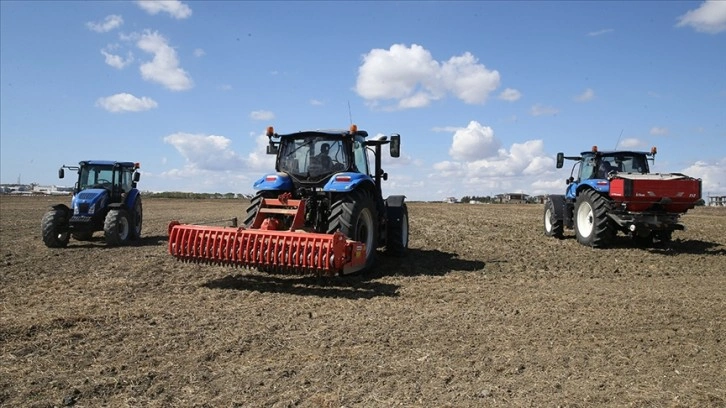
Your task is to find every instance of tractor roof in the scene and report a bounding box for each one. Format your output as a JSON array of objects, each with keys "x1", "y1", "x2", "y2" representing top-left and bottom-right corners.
[
  {"x1": 81, "y1": 160, "x2": 138, "y2": 168},
  {"x1": 580, "y1": 150, "x2": 651, "y2": 156},
  {"x1": 278, "y1": 128, "x2": 369, "y2": 138}
]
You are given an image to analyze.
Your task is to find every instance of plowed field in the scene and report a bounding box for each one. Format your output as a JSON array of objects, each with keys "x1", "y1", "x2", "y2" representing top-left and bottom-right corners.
[{"x1": 1, "y1": 196, "x2": 724, "y2": 407}]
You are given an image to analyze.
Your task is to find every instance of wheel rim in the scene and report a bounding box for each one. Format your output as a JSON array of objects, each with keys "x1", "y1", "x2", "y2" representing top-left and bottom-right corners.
[
  {"x1": 119, "y1": 217, "x2": 129, "y2": 240},
  {"x1": 57, "y1": 232, "x2": 69, "y2": 242},
  {"x1": 576, "y1": 201, "x2": 594, "y2": 238},
  {"x1": 356, "y1": 208, "x2": 374, "y2": 257},
  {"x1": 544, "y1": 207, "x2": 553, "y2": 232}
]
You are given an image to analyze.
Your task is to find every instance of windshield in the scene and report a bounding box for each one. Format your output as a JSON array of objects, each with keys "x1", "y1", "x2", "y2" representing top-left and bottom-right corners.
[
  {"x1": 79, "y1": 165, "x2": 115, "y2": 190},
  {"x1": 278, "y1": 136, "x2": 350, "y2": 177},
  {"x1": 580, "y1": 153, "x2": 649, "y2": 180}
]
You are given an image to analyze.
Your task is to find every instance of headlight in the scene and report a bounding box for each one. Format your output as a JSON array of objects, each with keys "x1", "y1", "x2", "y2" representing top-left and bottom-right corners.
[
  {"x1": 88, "y1": 203, "x2": 95, "y2": 215},
  {"x1": 74, "y1": 204, "x2": 79, "y2": 215}
]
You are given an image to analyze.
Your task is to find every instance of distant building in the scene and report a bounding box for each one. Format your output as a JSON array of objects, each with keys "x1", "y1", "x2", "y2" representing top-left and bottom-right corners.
[
  {"x1": 709, "y1": 196, "x2": 726, "y2": 207},
  {"x1": 495, "y1": 193, "x2": 529, "y2": 204},
  {"x1": 443, "y1": 197, "x2": 457, "y2": 204}
]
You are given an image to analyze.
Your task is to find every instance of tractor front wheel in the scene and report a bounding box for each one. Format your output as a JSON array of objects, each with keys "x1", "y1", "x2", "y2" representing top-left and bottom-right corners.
[
  {"x1": 132, "y1": 197, "x2": 143, "y2": 240},
  {"x1": 104, "y1": 208, "x2": 131, "y2": 246},
  {"x1": 574, "y1": 190, "x2": 614, "y2": 247},
  {"x1": 543, "y1": 197, "x2": 564, "y2": 238},
  {"x1": 327, "y1": 189, "x2": 379, "y2": 273},
  {"x1": 41, "y1": 208, "x2": 70, "y2": 248},
  {"x1": 386, "y1": 203, "x2": 409, "y2": 255}
]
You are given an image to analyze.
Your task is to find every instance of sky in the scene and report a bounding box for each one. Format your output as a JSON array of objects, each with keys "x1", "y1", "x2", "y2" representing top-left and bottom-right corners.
[{"x1": 1, "y1": 1, "x2": 725, "y2": 201}]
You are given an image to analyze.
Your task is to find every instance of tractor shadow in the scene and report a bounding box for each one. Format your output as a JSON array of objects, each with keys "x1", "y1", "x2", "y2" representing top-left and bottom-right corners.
[
  {"x1": 68, "y1": 235, "x2": 167, "y2": 249},
  {"x1": 560, "y1": 234, "x2": 725, "y2": 255},
  {"x1": 202, "y1": 248, "x2": 486, "y2": 299}
]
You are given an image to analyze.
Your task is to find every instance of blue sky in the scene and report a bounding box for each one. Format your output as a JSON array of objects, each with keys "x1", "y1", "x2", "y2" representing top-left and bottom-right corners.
[{"x1": 1, "y1": 1, "x2": 725, "y2": 201}]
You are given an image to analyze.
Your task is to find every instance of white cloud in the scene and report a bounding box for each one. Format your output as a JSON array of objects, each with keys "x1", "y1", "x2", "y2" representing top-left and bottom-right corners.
[
  {"x1": 650, "y1": 126, "x2": 669, "y2": 136},
  {"x1": 355, "y1": 44, "x2": 500, "y2": 110},
  {"x1": 574, "y1": 88, "x2": 595, "y2": 102},
  {"x1": 137, "y1": 30, "x2": 193, "y2": 91},
  {"x1": 498, "y1": 88, "x2": 522, "y2": 102},
  {"x1": 681, "y1": 158, "x2": 726, "y2": 194},
  {"x1": 86, "y1": 15, "x2": 123, "y2": 33},
  {"x1": 193, "y1": 48, "x2": 205, "y2": 57},
  {"x1": 587, "y1": 28, "x2": 614, "y2": 37},
  {"x1": 250, "y1": 110, "x2": 275, "y2": 121},
  {"x1": 530, "y1": 103, "x2": 560, "y2": 116},
  {"x1": 618, "y1": 138, "x2": 646, "y2": 149},
  {"x1": 136, "y1": 0, "x2": 192, "y2": 19},
  {"x1": 309, "y1": 99, "x2": 324, "y2": 106},
  {"x1": 676, "y1": 0, "x2": 726, "y2": 34},
  {"x1": 101, "y1": 45, "x2": 134, "y2": 69},
  {"x1": 448, "y1": 121, "x2": 501, "y2": 161},
  {"x1": 163, "y1": 131, "x2": 275, "y2": 174},
  {"x1": 96, "y1": 93, "x2": 158, "y2": 113}
]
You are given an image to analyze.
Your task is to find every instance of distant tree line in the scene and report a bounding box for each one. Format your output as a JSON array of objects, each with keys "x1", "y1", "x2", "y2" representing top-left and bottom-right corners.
[{"x1": 143, "y1": 191, "x2": 251, "y2": 200}]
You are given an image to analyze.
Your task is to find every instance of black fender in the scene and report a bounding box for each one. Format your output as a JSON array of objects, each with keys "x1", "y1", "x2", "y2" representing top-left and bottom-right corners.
[
  {"x1": 385, "y1": 195, "x2": 406, "y2": 208},
  {"x1": 51, "y1": 203, "x2": 71, "y2": 215},
  {"x1": 382, "y1": 195, "x2": 407, "y2": 246}
]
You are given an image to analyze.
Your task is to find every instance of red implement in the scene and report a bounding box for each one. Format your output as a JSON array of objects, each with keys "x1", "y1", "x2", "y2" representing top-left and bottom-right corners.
[{"x1": 167, "y1": 195, "x2": 368, "y2": 275}]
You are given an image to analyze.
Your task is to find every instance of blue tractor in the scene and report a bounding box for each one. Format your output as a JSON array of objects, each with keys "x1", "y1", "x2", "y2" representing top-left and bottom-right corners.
[
  {"x1": 168, "y1": 125, "x2": 408, "y2": 275},
  {"x1": 41, "y1": 160, "x2": 143, "y2": 247}
]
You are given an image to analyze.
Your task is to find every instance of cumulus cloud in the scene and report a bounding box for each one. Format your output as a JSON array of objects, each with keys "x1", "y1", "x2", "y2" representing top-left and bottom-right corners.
[
  {"x1": 137, "y1": 30, "x2": 193, "y2": 91},
  {"x1": 193, "y1": 48, "x2": 205, "y2": 57},
  {"x1": 530, "y1": 103, "x2": 560, "y2": 116},
  {"x1": 676, "y1": 0, "x2": 726, "y2": 34},
  {"x1": 498, "y1": 88, "x2": 522, "y2": 102},
  {"x1": 163, "y1": 133, "x2": 245, "y2": 171},
  {"x1": 86, "y1": 15, "x2": 123, "y2": 33},
  {"x1": 163, "y1": 131, "x2": 275, "y2": 174},
  {"x1": 96, "y1": 93, "x2": 158, "y2": 113},
  {"x1": 650, "y1": 126, "x2": 669, "y2": 136},
  {"x1": 136, "y1": 0, "x2": 192, "y2": 19},
  {"x1": 250, "y1": 110, "x2": 275, "y2": 121},
  {"x1": 574, "y1": 88, "x2": 595, "y2": 102},
  {"x1": 681, "y1": 158, "x2": 726, "y2": 194},
  {"x1": 101, "y1": 45, "x2": 134, "y2": 69},
  {"x1": 355, "y1": 44, "x2": 500, "y2": 110},
  {"x1": 449, "y1": 121, "x2": 501, "y2": 161}
]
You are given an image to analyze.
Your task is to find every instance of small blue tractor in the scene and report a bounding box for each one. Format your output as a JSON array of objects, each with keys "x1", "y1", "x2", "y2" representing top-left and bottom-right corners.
[
  {"x1": 544, "y1": 146, "x2": 701, "y2": 247},
  {"x1": 169, "y1": 125, "x2": 409, "y2": 275},
  {"x1": 41, "y1": 160, "x2": 143, "y2": 247}
]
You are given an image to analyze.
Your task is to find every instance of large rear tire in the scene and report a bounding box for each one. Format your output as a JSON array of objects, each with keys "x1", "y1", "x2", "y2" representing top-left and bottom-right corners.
[
  {"x1": 574, "y1": 189, "x2": 614, "y2": 247},
  {"x1": 104, "y1": 208, "x2": 131, "y2": 246},
  {"x1": 41, "y1": 208, "x2": 70, "y2": 248},
  {"x1": 327, "y1": 189, "x2": 378, "y2": 272},
  {"x1": 543, "y1": 197, "x2": 564, "y2": 238},
  {"x1": 386, "y1": 203, "x2": 409, "y2": 255},
  {"x1": 243, "y1": 191, "x2": 277, "y2": 228}
]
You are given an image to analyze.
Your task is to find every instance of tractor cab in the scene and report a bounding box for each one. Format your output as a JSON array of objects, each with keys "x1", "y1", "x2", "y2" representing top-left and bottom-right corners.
[{"x1": 61, "y1": 161, "x2": 141, "y2": 197}]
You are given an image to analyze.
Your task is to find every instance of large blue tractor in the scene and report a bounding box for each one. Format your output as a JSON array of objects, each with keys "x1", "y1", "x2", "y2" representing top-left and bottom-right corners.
[
  {"x1": 168, "y1": 125, "x2": 408, "y2": 275},
  {"x1": 41, "y1": 160, "x2": 143, "y2": 247}
]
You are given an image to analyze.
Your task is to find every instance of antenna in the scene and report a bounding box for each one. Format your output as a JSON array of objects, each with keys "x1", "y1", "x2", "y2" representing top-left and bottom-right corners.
[
  {"x1": 614, "y1": 129, "x2": 624, "y2": 149},
  {"x1": 347, "y1": 101, "x2": 353, "y2": 125}
]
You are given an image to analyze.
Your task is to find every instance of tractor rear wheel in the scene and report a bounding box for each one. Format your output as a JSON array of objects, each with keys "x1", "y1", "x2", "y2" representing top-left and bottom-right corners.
[
  {"x1": 132, "y1": 197, "x2": 143, "y2": 240},
  {"x1": 543, "y1": 197, "x2": 564, "y2": 238},
  {"x1": 386, "y1": 203, "x2": 409, "y2": 255},
  {"x1": 327, "y1": 189, "x2": 378, "y2": 273},
  {"x1": 244, "y1": 191, "x2": 277, "y2": 228},
  {"x1": 41, "y1": 208, "x2": 70, "y2": 248},
  {"x1": 104, "y1": 208, "x2": 131, "y2": 246},
  {"x1": 574, "y1": 189, "x2": 614, "y2": 247}
]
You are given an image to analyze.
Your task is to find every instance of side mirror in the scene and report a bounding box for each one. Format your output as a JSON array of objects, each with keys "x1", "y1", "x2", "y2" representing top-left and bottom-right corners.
[
  {"x1": 58, "y1": 168, "x2": 64, "y2": 179},
  {"x1": 133, "y1": 172, "x2": 141, "y2": 182},
  {"x1": 266, "y1": 145, "x2": 279, "y2": 155},
  {"x1": 389, "y1": 134, "x2": 400, "y2": 158},
  {"x1": 556, "y1": 153, "x2": 564, "y2": 169}
]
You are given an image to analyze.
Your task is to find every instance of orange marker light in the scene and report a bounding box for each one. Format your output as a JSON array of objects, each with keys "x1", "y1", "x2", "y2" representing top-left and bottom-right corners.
[
  {"x1": 651, "y1": 146, "x2": 657, "y2": 154},
  {"x1": 266, "y1": 126, "x2": 274, "y2": 137},
  {"x1": 349, "y1": 124, "x2": 357, "y2": 134},
  {"x1": 592, "y1": 145, "x2": 598, "y2": 152}
]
